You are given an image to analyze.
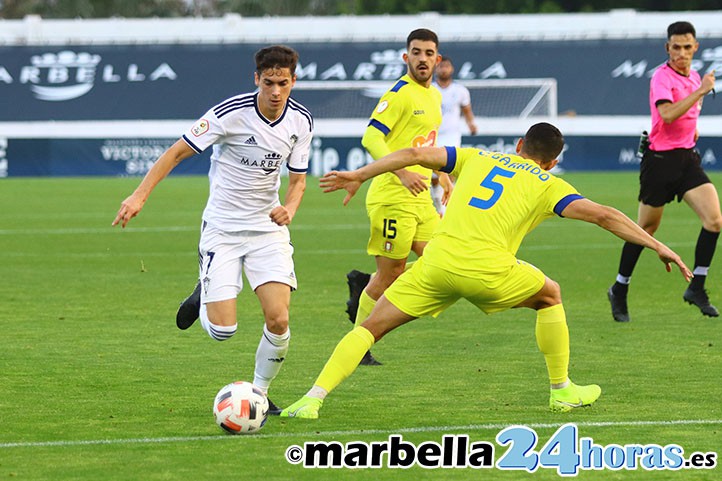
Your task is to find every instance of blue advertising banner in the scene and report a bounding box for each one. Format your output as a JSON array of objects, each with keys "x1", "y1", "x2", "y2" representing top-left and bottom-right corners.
[
  {"x1": 4, "y1": 138, "x2": 210, "y2": 177},
  {"x1": 3, "y1": 135, "x2": 720, "y2": 177},
  {"x1": 2, "y1": 39, "x2": 722, "y2": 121}
]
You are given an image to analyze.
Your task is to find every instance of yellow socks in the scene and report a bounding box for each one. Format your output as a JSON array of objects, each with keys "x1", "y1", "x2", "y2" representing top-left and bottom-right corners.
[
  {"x1": 315, "y1": 326, "x2": 376, "y2": 393},
  {"x1": 355, "y1": 290, "x2": 377, "y2": 327},
  {"x1": 535, "y1": 304, "x2": 570, "y2": 385},
  {"x1": 354, "y1": 260, "x2": 414, "y2": 327}
]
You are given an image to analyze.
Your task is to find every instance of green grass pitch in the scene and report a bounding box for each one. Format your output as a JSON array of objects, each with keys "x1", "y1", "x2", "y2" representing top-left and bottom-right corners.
[{"x1": 0, "y1": 173, "x2": 720, "y2": 480}]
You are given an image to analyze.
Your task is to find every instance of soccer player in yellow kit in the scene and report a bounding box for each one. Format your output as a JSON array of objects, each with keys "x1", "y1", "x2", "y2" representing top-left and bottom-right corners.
[
  {"x1": 282, "y1": 123, "x2": 692, "y2": 418},
  {"x1": 346, "y1": 28, "x2": 451, "y2": 365}
]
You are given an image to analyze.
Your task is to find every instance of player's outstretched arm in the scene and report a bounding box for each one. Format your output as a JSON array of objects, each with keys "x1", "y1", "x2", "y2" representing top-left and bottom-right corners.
[
  {"x1": 560, "y1": 198, "x2": 693, "y2": 281},
  {"x1": 320, "y1": 147, "x2": 448, "y2": 205},
  {"x1": 112, "y1": 139, "x2": 195, "y2": 228}
]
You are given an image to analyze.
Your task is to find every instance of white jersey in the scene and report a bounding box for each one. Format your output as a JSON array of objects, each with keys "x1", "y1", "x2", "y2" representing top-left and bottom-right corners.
[
  {"x1": 182, "y1": 92, "x2": 313, "y2": 232},
  {"x1": 432, "y1": 81, "x2": 471, "y2": 147}
]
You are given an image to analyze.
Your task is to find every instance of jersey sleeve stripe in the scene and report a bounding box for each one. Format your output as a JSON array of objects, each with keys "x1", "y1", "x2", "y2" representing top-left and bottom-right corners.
[
  {"x1": 441, "y1": 146, "x2": 457, "y2": 173},
  {"x1": 215, "y1": 99, "x2": 255, "y2": 118},
  {"x1": 182, "y1": 134, "x2": 203, "y2": 154},
  {"x1": 287, "y1": 164, "x2": 308, "y2": 173},
  {"x1": 390, "y1": 80, "x2": 408, "y2": 92},
  {"x1": 288, "y1": 98, "x2": 313, "y2": 118},
  {"x1": 214, "y1": 93, "x2": 255, "y2": 112},
  {"x1": 553, "y1": 193, "x2": 585, "y2": 217},
  {"x1": 368, "y1": 119, "x2": 391, "y2": 135},
  {"x1": 288, "y1": 101, "x2": 314, "y2": 132}
]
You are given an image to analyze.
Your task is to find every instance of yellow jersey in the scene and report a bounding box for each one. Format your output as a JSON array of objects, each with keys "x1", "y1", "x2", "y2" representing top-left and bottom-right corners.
[
  {"x1": 423, "y1": 147, "x2": 582, "y2": 276},
  {"x1": 364, "y1": 74, "x2": 442, "y2": 206}
]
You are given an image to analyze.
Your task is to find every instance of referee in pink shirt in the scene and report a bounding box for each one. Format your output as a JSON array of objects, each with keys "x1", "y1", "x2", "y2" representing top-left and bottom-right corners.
[{"x1": 608, "y1": 21, "x2": 720, "y2": 322}]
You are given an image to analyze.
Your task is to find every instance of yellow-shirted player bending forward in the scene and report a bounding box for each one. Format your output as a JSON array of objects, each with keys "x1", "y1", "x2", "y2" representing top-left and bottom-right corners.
[{"x1": 282, "y1": 122, "x2": 692, "y2": 418}]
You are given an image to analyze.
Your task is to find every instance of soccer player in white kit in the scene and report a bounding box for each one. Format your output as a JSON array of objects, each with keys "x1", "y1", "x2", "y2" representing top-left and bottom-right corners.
[
  {"x1": 112, "y1": 45, "x2": 313, "y2": 414},
  {"x1": 430, "y1": 56, "x2": 478, "y2": 215}
]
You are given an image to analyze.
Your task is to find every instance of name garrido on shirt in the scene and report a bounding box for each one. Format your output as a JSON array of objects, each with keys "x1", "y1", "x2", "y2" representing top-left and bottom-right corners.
[{"x1": 480, "y1": 150, "x2": 551, "y2": 182}]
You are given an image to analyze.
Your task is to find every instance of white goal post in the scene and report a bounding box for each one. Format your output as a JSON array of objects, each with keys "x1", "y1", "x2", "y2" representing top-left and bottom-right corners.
[{"x1": 293, "y1": 78, "x2": 557, "y2": 119}]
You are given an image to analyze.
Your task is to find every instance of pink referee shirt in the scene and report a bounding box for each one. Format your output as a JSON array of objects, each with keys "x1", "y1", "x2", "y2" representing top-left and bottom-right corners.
[{"x1": 649, "y1": 63, "x2": 702, "y2": 151}]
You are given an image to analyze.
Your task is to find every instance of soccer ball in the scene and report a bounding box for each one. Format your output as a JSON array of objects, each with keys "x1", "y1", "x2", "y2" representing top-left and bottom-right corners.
[{"x1": 213, "y1": 381, "x2": 269, "y2": 434}]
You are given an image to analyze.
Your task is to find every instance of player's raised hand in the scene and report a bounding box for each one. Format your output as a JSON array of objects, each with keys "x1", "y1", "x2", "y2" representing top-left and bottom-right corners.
[
  {"x1": 320, "y1": 171, "x2": 362, "y2": 206},
  {"x1": 112, "y1": 194, "x2": 145, "y2": 228},
  {"x1": 701, "y1": 70, "x2": 716, "y2": 94}
]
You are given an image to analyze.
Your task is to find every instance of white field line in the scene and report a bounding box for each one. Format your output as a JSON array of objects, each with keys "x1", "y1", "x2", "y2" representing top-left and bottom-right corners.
[
  {"x1": 0, "y1": 224, "x2": 368, "y2": 236},
  {"x1": 2, "y1": 419, "x2": 721, "y2": 449},
  {"x1": 0, "y1": 249, "x2": 369, "y2": 257}
]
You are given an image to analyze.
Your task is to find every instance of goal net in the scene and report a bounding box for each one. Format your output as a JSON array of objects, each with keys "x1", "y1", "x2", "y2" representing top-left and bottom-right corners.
[{"x1": 293, "y1": 78, "x2": 557, "y2": 119}]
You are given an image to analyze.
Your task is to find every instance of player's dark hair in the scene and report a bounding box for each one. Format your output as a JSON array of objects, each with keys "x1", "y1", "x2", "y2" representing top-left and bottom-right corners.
[
  {"x1": 667, "y1": 21, "x2": 696, "y2": 39},
  {"x1": 407, "y1": 28, "x2": 439, "y2": 49},
  {"x1": 439, "y1": 55, "x2": 453, "y2": 65},
  {"x1": 255, "y1": 45, "x2": 299, "y2": 76},
  {"x1": 523, "y1": 123, "x2": 564, "y2": 162}
]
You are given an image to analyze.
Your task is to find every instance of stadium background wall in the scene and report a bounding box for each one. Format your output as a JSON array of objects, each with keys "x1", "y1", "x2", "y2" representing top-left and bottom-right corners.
[{"x1": 1, "y1": 11, "x2": 721, "y2": 176}]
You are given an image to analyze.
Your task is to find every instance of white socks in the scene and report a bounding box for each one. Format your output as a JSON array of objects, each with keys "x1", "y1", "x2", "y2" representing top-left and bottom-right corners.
[
  {"x1": 253, "y1": 325, "x2": 290, "y2": 393},
  {"x1": 199, "y1": 305, "x2": 289, "y2": 394}
]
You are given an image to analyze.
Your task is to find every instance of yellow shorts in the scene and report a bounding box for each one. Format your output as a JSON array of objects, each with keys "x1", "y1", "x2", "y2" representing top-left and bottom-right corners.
[
  {"x1": 384, "y1": 256, "x2": 546, "y2": 317},
  {"x1": 366, "y1": 202, "x2": 439, "y2": 259}
]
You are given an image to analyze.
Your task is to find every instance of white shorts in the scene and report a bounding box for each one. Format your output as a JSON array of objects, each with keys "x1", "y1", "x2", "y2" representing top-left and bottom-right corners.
[{"x1": 198, "y1": 224, "x2": 297, "y2": 304}]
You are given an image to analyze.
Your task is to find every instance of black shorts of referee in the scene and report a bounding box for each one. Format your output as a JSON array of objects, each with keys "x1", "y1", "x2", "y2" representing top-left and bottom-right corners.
[{"x1": 638, "y1": 148, "x2": 712, "y2": 207}]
